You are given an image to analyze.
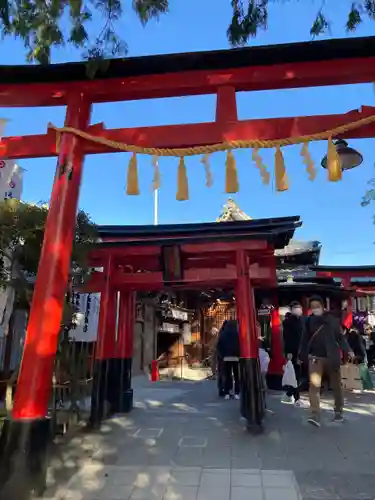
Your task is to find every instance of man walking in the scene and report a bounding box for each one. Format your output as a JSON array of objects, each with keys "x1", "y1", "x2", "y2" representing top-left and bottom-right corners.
[{"x1": 299, "y1": 296, "x2": 353, "y2": 427}]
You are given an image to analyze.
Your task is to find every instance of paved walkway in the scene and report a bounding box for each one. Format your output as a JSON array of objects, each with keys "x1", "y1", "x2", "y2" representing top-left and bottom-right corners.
[{"x1": 43, "y1": 379, "x2": 375, "y2": 500}]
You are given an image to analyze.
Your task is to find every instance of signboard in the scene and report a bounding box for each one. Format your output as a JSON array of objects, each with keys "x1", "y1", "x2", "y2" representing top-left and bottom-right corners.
[
  {"x1": 168, "y1": 307, "x2": 188, "y2": 321},
  {"x1": 277, "y1": 267, "x2": 317, "y2": 281},
  {"x1": 0, "y1": 160, "x2": 24, "y2": 201},
  {"x1": 182, "y1": 323, "x2": 192, "y2": 344},
  {"x1": 258, "y1": 306, "x2": 271, "y2": 317},
  {"x1": 161, "y1": 322, "x2": 180, "y2": 334}
]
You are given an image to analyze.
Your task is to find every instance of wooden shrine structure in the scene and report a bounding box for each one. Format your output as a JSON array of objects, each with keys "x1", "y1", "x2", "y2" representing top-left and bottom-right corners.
[
  {"x1": 85, "y1": 217, "x2": 300, "y2": 423},
  {"x1": 2, "y1": 35, "x2": 375, "y2": 498}
]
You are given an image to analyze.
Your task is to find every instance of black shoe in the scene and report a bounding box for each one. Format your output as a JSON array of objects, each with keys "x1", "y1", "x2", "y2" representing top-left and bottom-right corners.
[
  {"x1": 332, "y1": 412, "x2": 344, "y2": 423},
  {"x1": 307, "y1": 416, "x2": 321, "y2": 427}
]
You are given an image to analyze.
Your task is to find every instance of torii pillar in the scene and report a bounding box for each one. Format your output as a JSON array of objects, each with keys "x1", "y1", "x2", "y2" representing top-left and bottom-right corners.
[
  {"x1": 90, "y1": 257, "x2": 118, "y2": 427},
  {"x1": 235, "y1": 250, "x2": 264, "y2": 433},
  {"x1": 342, "y1": 277, "x2": 353, "y2": 329},
  {"x1": 0, "y1": 94, "x2": 91, "y2": 498},
  {"x1": 116, "y1": 291, "x2": 136, "y2": 413}
]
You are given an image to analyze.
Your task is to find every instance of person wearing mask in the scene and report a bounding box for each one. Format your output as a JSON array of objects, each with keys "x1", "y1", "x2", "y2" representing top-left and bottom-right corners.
[
  {"x1": 216, "y1": 319, "x2": 240, "y2": 400},
  {"x1": 299, "y1": 295, "x2": 353, "y2": 427},
  {"x1": 282, "y1": 301, "x2": 304, "y2": 406}
]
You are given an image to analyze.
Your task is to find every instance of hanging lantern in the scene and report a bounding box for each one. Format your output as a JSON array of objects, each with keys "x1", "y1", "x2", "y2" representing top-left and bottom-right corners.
[{"x1": 321, "y1": 139, "x2": 363, "y2": 171}]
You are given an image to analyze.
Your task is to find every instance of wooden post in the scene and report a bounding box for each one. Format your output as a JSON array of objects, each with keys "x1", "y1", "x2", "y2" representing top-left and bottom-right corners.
[
  {"x1": 90, "y1": 257, "x2": 118, "y2": 427},
  {"x1": 116, "y1": 291, "x2": 136, "y2": 412},
  {"x1": 235, "y1": 250, "x2": 264, "y2": 433},
  {"x1": 0, "y1": 93, "x2": 91, "y2": 498},
  {"x1": 342, "y1": 277, "x2": 353, "y2": 328}
]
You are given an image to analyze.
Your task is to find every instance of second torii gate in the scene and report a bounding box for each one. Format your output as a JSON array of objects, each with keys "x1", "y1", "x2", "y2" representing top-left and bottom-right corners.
[{"x1": 84, "y1": 218, "x2": 299, "y2": 426}]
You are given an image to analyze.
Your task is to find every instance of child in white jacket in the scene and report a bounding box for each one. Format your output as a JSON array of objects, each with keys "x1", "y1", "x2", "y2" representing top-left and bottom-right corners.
[
  {"x1": 258, "y1": 321, "x2": 270, "y2": 409},
  {"x1": 259, "y1": 345, "x2": 270, "y2": 390}
]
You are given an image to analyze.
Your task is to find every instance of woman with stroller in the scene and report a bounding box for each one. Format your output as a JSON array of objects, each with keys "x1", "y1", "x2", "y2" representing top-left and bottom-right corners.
[
  {"x1": 346, "y1": 327, "x2": 367, "y2": 364},
  {"x1": 346, "y1": 326, "x2": 373, "y2": 390},
  {"x1": 363, "y1": 324, "x2": 375, "y2": 368}
]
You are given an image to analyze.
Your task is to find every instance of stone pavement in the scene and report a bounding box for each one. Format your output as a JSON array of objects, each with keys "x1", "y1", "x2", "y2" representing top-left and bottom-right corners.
[{"x1": 43, "y1": 379, "x2": 375, "y2": 500}]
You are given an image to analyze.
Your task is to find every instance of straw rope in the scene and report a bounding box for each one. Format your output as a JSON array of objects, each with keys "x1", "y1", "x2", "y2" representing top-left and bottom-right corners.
[{"x1": 48, "y1": 113, "x2": 375, "y2": 157}]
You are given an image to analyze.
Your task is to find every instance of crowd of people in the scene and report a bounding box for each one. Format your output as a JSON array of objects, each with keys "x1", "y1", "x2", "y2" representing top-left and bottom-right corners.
[{"x1": 209, "y1": 295, "x2": 375, "y2": 428}]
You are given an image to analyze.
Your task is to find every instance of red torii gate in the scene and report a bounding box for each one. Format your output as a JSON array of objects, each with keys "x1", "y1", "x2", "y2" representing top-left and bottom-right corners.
[
  {"x1": 85, "y1": 219, "x2": 299, "y2": 427},
  {"x1": 314, "y1": 265, "x2": 375, "y2": 328},
  {"x1": 1, "y1": 35, "x2": 375, "y2": 497}
]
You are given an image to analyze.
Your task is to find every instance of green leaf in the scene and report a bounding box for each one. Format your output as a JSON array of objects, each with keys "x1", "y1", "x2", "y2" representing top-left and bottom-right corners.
[
  {"x1": 133, "y1": 0, "x2": 169, "y2": 25},
  {"x1": 227, "y1": 0, "x2": 268, "y2": 46},
  {"x1": 346, "y1": 3, "x2": 362, "y2": 31},
  {"x1": 69, "y1": 0, "x2": 83, "y2": 19},
  {"x1": 69, "y1": 22, "x2": 88, "y2": 46},
  {"x1": 310, "y1": 11, "x2": 330, "y2": 37}
]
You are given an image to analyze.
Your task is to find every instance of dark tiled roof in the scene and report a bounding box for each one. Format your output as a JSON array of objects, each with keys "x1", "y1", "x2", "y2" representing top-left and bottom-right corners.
[
  {"x1": 313, "y1": 265, "x2": 375, "y2": 272},
  {"x1": 216, "y1": 199, "x2": 320, "y2": 258},
  {"x1": 275, "y1": 240, "x2": 322, "y2": 257},
  {"x1": 97, "y1": 216, "x2": 301, "y2": 251}
]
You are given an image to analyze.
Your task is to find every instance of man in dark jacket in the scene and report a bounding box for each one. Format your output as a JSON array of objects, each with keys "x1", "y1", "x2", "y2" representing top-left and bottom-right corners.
[
  {"x1": 299, "y1": 295, "x2": 353, "y2": 427},
  {"x1": 217, "y1": 319, "x2": 240, "y2": 400},
  {"x1": 282, "y1": 301, "x2": 304, "y2": 405}
]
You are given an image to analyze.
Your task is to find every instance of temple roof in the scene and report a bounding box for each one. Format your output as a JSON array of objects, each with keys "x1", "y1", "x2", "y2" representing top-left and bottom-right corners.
[
  {"x1": 216, "y1": 199, "x2": 320, "y2": 262},
  {"x1": 216, "y1": 199, "x2": 252, "y2": 222},
  {"x1": 96, "y1": 216, "x2": 301, "y2": 251},
  {"x1": 313, "y1": 265, "x2": 375, "y2": 273},
  {"x1": 275, "y1": 240, "x2": 322, "y2": 258}
]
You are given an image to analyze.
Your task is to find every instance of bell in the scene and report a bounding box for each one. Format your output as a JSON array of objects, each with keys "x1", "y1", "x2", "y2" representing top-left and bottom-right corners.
[{"x1": 321, "y1": 139, "x2": 363, "y2": 171}]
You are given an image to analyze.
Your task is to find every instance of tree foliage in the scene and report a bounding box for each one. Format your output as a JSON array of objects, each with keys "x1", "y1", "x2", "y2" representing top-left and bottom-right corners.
[
  {"x1": 361, "y1": 177, "x2": 375, "y2": 223},
  {"x1": 228, "y1": 0, "x2": 375, "y2": 43},
  {"x1": 0, "y1": 1, "x2": 374, "y2": 66},
  {"x1": 0, "y1": 200, "x2": 97, "y2": 303}
]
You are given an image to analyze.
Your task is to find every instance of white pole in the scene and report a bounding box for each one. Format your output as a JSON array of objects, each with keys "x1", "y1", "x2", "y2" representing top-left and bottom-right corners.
[{"x1": 154, "y1": 189, "x2": 159, "y2": 226}]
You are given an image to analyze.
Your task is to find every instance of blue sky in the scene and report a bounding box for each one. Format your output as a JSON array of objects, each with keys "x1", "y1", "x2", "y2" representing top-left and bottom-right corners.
[{"x1": 0, "y1": 1, "x2": 374, "y2": 266}]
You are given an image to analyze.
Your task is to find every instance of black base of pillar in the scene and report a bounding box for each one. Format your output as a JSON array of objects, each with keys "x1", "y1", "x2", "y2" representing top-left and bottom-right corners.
[
  {"x1": 89, "y1": 357, "x2": 133, "y2": 427},
  {"x1": 266, "y1": 373, "x2": 282, "y2": 391},
  {"x1": 239, "y1": 358, "x2": 265, "y2": 434},
  {"x1": 0, "y1": 417, "x2": 50, "y2": 500},
  {"x1": 89, "y1": 358, "x2": 111, "y2": 428},
  {"x1": 119, "y1": 389, "x2": 133, "y2": 413}
]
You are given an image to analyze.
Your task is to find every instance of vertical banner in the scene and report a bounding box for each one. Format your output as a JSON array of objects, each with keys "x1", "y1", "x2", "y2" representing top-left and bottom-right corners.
[
  {"x1": 0, "y1": 156, "x2": 24, "y2": 369},
  {"x1": 0, "y1": 159, "x2": 24, "y2": 201}
]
